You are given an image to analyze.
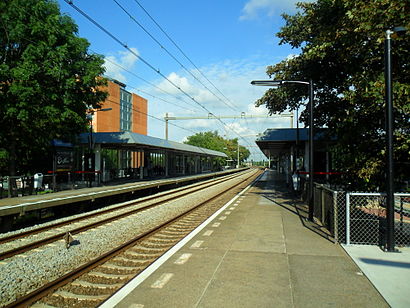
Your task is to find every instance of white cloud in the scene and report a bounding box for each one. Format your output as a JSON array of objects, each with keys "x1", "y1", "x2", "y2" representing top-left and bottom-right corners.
[
  {"x1": 137, "y1": 56, "x2": 296, "y2": 161},
  {"x1": 104, "y1": 47, "x2": 139, "y2": 83},
  {"x1": 225, "y1": 122, "x2": 254, "y2": 136},
  {"x1": 239, "y1": 0, "x2": 314, "y2": 21},
  {"x1": 157, "y1": 72, "x2": 216, "y2": 105},
  {"x1": 240, "y1": 0, "x2": 278, "y2": 20},
  {"x1": 184, "y1": 119, "x2": 217, "y2": 129}
]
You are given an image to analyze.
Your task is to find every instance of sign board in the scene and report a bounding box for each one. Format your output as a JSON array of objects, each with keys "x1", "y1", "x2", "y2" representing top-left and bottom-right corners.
[{"x1": 56, "y1": 150, "x2": 74, "y2": 171}]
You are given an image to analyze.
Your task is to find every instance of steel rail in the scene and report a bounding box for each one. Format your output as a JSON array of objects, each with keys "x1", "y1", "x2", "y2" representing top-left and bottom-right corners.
[
  {"x1": 0, "y1": 171, "x2": 249, "y2": 260},
  {"x1": 0, "y1": 172, "x2": 245, "y2": 245},
  {"x1": 6, "y1": 169, "x2": 261, "y2": 308}
]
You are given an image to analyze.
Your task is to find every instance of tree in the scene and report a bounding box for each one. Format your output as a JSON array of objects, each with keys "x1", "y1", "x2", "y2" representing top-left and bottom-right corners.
[
  {"x1": 256, "y1": 0, "x2": 409, "y2": 190},
  {"x1": 184, "y1": 131, "x2": 250, "y2": 166},
  {"x1": 0, "y1": 0, "x2": 107, "y2": 175}
]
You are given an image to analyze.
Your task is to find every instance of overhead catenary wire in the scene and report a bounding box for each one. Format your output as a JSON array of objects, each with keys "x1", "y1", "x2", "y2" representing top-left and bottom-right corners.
[
  {"x1": 107, "y1": 96, "x2": 260, "y2": 158},
  {"x1": 131, "y1": 0, "x2": 239, "y2": 111},
  {"x1": 101, "y1": 60, "x2": 267, "y2": 154},
  {"x1": 63, "y1": 0, "x2": 254, "y2": 148},
  {"x1": 102, "y1": 61, "x2": 267, "y2": 154},
  {"x1": 101, "y1": 54, "x2": 201, "y2": 113},
  {"x1": 112, "y1": 0, "x2": 238, "y2": 113},
  {"x1": 104, "y1": 98, "x2": 198, "y2": 136},
  {"x1": 64, "y1": 1, "x2": 211, "y2": 116},
  {"x1": 103, "y1": 98, "x2": 214, "y2": 156}
]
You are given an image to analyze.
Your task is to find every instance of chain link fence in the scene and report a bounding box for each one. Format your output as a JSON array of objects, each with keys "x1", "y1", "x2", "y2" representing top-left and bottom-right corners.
[
  {"x1": 312, "y1": 185, "x2": 410, "y2": 247},
  {"x1": 345, "y1": 193, "x2": 410, "y2": 247}
]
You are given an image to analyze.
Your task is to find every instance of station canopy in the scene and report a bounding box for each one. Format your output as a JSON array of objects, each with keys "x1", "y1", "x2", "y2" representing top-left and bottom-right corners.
[
  {"x1": 79, "y1": 132, "x2": 227, "y2": 158},
  {"x1": 255, "y1": 128, "x2": 330, "y2": 158}
]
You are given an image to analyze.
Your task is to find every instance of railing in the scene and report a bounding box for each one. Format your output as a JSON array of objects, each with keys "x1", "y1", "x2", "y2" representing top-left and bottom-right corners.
[
  {"x1": 312, "y1": 184, "x2": 345, "y2": 243},
  {"x1": 0, "y1": 172, "x2": 102, "y2": 198},
  {"x1": 345, "y1": 192, "x2": 410, "y2": 246},
  {"x1": 309, "y1": 183, "x2": 410, "y2": 247}
]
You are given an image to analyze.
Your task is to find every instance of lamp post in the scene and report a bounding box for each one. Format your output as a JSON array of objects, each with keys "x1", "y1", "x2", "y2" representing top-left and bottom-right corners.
[
  {"x1": 236, "y1": 142, "x2": 240, "y2": 168},
  {"x1": 86, "y1": 107, "x2": 112, "y2": 187},
  {"x1": 251, "y1": 79, "x2": 314, "y2": 221},
  {"x1": 384, "y1": 26, "x2": 407, "y2": 252}
]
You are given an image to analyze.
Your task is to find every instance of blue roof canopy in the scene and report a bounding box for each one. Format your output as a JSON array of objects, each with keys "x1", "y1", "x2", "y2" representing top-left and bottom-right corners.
[
  {"x1": 256, "y1": 128, "x2": 333, "y2": 157},
  {"x1": 79, "y1": 132, "x2": 227, "y2": 158}
]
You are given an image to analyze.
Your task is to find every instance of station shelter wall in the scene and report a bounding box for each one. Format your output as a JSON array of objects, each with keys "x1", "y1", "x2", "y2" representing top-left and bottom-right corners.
[{"x1": 97, "y1": 147, "x2": 217, "y2": 182}]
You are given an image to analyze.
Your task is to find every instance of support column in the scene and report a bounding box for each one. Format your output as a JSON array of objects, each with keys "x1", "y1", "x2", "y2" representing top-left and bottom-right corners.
[
  {"x1": 140, "y1": 150, "x2": 144, "y2": 180},
  {"x1": 94, "y1": 144, "x2": 101, "y2": 185},
  {"x1": 165, "y1": 150, "x2": 169, "y2": 177}
]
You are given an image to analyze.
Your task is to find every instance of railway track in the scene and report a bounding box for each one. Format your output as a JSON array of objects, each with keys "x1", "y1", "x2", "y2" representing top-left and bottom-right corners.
[
  {"x1": 1, "y1": 168, "x2": 261, "y2": 308},
  {"x1": 0, "y1": 170, "x2": 251, "y2": 260}
]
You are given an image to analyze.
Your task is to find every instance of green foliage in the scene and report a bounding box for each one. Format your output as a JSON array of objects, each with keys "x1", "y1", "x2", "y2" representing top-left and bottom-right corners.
[
  {"x1": 256, "y1": 0, "x2": 410, "y2": 190},
  {"x1": 184, "y1": 131, "x2": 250, "y2": 166},
  {"x1": 0, "y1": 0, "x2": 107, "y2": 175}
]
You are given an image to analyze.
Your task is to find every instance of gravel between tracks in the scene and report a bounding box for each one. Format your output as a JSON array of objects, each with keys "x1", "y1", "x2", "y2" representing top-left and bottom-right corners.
[{"x1": 0, "y1": 171, "x2": 254, "y2": 307}]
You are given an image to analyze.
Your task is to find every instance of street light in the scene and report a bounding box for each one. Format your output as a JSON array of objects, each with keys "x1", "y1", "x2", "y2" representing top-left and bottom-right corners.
[
  {"x1": 86, "y1": 107, "x2": 112, "y2": 187},
  {"x1": 251, "y1": 79, "x2": 314, "y2": 221},
  {"x1": 236, "y1": 142, "x2": 240, "y2": 168},
  {"x1": 86, "y1": 107, "x2": 113, "y2": 152},
  {"x1": 384, "y1": 26, "x2": 407, "y2": 252}
]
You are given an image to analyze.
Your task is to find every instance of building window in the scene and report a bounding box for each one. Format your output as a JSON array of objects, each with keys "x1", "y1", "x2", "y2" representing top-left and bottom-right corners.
[{"x1": 120, "y1": 89, "x2": 132, "y2": 131}]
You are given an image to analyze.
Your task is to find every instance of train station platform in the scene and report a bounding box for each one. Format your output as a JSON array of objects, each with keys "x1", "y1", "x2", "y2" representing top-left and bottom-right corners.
[
  {"x1": 0, "y1": 170, "x2": 242, "y2": 232},
  {"x1": 101, "y1": 170, "x2": 400, "y2": 308}
]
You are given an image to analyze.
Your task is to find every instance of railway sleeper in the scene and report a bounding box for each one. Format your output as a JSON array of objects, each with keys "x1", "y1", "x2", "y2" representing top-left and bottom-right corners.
[
  {"x1": 122, "y1": 249, "x2": 158, "y2": 260},
  {"x1": 172, "y1": 227, "x2": 195, "y2": 232},
  {"x1": 138, "y1": 240, "x2": 172, "y2": 249},
  {"x1": 161, "y1": 229, "x2": 190, "y2": 235},
  {"x1": 153, "y1": 233, "x2": 183, "y2": 240},
  {"x1": 172, "y1": 227, "x2": 196, "y2": 233},
  {"x1": 111, "y1": 256, "x2": 151, "y2": 267},
  {"x1": 177, "y1": 219, "x2": 199, "y2": 225},
  {"x1": 31, "y1": 302, "x2": 57, "y2": 308},
  {"x1": 129, "y1": 245, "x2": 165, "y2": 255},
  {"x1": 99, "y1": 262, "x2": 140, "y2": 275},
  {"x1": 172, "y1": 221, "x2": 196, "y2": 227},
  {"x1": 41, "y1": 290, "x2": 107, "y2": 308},
  {"x1": 82, "y1": 271, "x2": 133, "y2": 284},
  {"x1": 149, "y1": 236, "x2": 180, "y2": 244},
  {"x1": 67, "y1": 279, "x2": 123, "y2": 295}
]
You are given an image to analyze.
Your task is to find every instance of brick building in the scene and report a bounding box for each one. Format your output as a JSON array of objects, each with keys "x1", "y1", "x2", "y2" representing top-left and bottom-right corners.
[
  {"x1": 92, "y1": 79, "x2": 147, "y2": 135},
  {"x1": 88, "y1": 79, "x2": 148, "y2": 179}
]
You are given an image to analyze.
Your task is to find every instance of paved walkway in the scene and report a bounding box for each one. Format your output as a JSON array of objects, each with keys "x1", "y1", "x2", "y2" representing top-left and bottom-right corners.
[
  {"x1": 343, "y1": 244, "x2": 410, "y2": 308},
  {"x1": 102, "y1": 170, "x2": 390, "y2": 308}
]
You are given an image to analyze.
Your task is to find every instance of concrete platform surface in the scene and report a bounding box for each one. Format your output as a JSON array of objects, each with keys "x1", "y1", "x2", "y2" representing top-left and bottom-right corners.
[
  {"x1": 343, "y1": 244, "x2": 410, "y2": 308},
  {"x1": 101, "y1": 171, "x2": 391, "y2": 308}
]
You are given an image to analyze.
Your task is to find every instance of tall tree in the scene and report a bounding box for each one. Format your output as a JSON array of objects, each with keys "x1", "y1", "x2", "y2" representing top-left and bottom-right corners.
[
  {"x1": 0, "y1": 0, "x2": 107, "y2": 175},
  {"x1": 184, "y1": 131, "x2": 250, "y2": 165},
  {"x1": 256, "y1": 0, "x2": 409, "y2": 190}
]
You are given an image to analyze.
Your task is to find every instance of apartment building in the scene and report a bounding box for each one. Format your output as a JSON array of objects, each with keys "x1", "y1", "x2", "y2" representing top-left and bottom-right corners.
[
  {"x1": 88, "y1": 79, "x2": 148, "y2": 178},
  {"x1": 92, "y1": 79, "x2": 147, "y2": 135}
]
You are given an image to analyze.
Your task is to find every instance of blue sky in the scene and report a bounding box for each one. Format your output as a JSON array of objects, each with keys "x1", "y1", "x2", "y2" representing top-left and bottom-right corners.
[{"x1": 56, "y1": 0, "x2": 305, "y2": 161}]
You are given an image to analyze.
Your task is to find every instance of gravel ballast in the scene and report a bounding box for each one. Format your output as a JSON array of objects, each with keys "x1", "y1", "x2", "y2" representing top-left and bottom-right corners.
[{"x1": 0, "y1": 170, "x2": 255, "y2": 307}]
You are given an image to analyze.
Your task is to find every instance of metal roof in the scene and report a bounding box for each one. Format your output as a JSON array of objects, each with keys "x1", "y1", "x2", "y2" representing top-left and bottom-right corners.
[
  {"x1": 255, "y1": 128, "x2": 332, "y2": 158},
  {"x1": 257, "y1": 128, "x2": 310, "y2": 142},
  {"x1": 79, "y1": 132, "x2": 227, "y2": 158}
]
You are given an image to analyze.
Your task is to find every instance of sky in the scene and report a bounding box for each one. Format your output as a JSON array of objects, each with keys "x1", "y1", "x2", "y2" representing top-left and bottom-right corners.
[{"x1": 56, "y1": 0, "x2": 306, "y2": 161}]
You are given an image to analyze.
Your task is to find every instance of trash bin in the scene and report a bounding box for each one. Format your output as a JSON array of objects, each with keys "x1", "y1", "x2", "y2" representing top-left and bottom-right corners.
[{"x1": 34, "y1": 173, "x2": 43, "y2": 190}]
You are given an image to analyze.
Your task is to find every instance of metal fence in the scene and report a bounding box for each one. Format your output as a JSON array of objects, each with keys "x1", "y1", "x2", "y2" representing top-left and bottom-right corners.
[
  {"x1": 0, "y1": 172, "x2": 101, "y2": 198},
  {"x1": 312, "y1": 184, "x2": 345, "y2": 243},
  {"x1": 345, "y1": 193, "x2": 410, "y2": 247},
  {"x1": 311, "y1": 185, "x2": 410, "y2": 247}
]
